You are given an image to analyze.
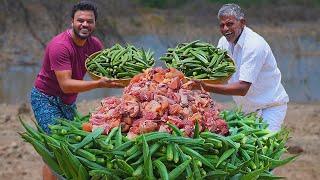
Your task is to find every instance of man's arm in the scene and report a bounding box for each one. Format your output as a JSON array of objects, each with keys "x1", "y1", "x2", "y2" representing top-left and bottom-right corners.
[
  {"x1": 55, "y1": 70, "x2": 122, "y2": 93},
  {"x1": 200, "y1": 80, "x2": 251, "y2": 96}
]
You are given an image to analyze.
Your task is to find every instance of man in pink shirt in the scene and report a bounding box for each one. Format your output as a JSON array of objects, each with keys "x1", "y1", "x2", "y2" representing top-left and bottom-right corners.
[{"x1": 30, "y1": 1, "x2": 121, "y2": 179}]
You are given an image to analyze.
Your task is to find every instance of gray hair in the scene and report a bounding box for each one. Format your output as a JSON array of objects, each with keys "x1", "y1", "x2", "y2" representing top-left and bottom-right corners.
[{"x1": 217, "y1": 4, "x2": 245, "y2": 20}]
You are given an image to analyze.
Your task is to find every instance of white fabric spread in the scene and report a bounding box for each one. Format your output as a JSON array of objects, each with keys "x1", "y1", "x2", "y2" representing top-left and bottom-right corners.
[{"x1": 217, "y1": 26, "x2": 289, "y2": 113}]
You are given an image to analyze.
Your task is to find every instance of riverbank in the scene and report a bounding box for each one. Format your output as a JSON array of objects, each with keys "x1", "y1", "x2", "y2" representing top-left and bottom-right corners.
[{"x1": 0, "y1": 100, "x2": 319, "y2": 179}]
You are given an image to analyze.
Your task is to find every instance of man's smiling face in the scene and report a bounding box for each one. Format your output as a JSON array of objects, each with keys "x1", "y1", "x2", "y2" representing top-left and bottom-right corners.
[
  {"x1": 219, "y1": 15, "x2": 245, "y2": 43},
  {"x1": 72, "y1": 10, "x2": 96, "y2": 40}
]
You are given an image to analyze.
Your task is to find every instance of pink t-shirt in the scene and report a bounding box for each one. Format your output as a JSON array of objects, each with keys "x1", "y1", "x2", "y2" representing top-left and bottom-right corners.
[{"x1": 35, "y1": 29, "x2": 103, "y2": 104}]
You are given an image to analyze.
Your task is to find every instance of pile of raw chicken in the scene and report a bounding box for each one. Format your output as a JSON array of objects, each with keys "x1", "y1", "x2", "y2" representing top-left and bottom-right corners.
[{"x1": 89, "y1": 67, "x2": 229, "y2": 139}]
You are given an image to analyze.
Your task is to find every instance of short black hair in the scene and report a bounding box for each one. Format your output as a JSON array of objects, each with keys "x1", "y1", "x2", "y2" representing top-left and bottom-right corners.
[{"x1": 71, "y1": 1, "x2": 98, "y2": 21}]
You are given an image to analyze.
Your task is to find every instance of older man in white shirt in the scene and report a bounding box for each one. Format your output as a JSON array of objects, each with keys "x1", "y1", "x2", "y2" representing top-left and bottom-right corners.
[{"x1": 199, "y1": 4, "x2": 289, "y2": 131}]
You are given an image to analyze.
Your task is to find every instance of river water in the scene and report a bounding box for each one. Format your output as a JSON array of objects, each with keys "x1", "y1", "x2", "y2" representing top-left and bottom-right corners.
[{"x1": 1, "y1": 32, "x2": 319, "y2": 104}]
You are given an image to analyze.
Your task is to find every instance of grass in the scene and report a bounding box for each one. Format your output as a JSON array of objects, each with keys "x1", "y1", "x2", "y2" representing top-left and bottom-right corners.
[{"x1": 135, "y1": 0, "x2": 320, "y2": 8}]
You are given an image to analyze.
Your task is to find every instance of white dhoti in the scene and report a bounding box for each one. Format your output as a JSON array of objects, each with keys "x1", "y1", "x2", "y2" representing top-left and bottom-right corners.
[{"x1": 256, "y1": 104, "x2": 287, "y2": 132}]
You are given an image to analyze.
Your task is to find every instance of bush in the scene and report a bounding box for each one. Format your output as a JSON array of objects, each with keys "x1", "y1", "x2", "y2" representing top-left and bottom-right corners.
[{"x1": 135, "y1": 0, "x2": 190, "y2": 9}]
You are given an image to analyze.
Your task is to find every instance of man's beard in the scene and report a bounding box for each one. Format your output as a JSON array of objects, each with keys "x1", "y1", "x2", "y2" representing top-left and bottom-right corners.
[{"x1": 73, "y1": 28, "x2": 91, "y2": 40}]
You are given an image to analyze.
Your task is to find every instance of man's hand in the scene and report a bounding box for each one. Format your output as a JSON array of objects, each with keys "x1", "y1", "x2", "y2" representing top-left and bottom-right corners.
[
  {"x1": 182, "y1": 80, "x2": 197, "y2": 90},
  {"x1": 98, "y1": 78, "x2": 125, "y2": 88},
  {"x1": 188, "y1": 80, "x2": 205, "y2": 90}
]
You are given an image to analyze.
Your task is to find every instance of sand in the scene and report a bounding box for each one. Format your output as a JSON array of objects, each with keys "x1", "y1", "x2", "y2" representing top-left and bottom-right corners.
[{"x1": 0, "y1": 100, "x2": 319, "y2": 180}]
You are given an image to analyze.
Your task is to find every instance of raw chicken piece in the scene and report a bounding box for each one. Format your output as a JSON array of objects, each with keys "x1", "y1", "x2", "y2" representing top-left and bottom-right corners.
[{"x1": 88, "y1": 67, "x2": 229, "y2": 137}]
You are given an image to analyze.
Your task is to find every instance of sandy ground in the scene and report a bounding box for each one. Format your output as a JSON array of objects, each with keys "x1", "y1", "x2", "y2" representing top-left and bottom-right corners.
[{"x1": 0, "y1": 100, "x2": 319, "y2": 180}]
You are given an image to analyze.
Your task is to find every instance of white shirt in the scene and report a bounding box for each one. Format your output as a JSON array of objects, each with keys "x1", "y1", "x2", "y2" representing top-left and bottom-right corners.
[{"x1": 218, "y1": 26, "x2": 289, "y2": 113}]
